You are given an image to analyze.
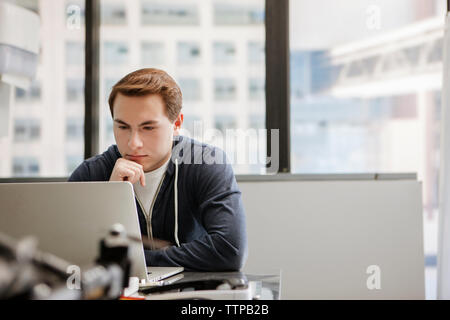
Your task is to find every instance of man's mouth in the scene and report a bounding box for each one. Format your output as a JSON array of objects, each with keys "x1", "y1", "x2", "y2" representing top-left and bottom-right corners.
[{"x1": 126, "y1": 155, "x2": 148, "y2": 160}]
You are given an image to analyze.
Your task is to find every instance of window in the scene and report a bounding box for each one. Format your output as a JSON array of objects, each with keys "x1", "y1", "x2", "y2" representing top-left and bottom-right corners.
[
  {"x1": 290, "y1": 0, "x2": 444, "y2": 175},
  {"x1": 289, "y1": 0, "x2": 446, "y2": 299},
  {"x1": 141, "y1": 1, "x2": 199, "y2": 25},
  {"x1": 66, "y1": 118, "x2": 84, "y2": 141},
  {"x1": 213, "y1": 42, "x2": 236, "y2": 64},
  {"x1": 248, "y1": 41, "x2": 264, "y2": 64},
  {"x1": 177, "y1": 42, "x2": 201, "y2": 65},
  {"x1": 15, "y1": 81, "x2": 41, "y2": 103},
  {"x1": 214, "y1": 114, "x2": 237, "y2": 133},
  {"x1": 141, "y1": 42, "x2": 165, "y2": 66},
  {"x1": 66, "y1": 78, "x2": 84, "y2": 103},
  {"x1": 214, "y1": 78, "x2": 237, "y2": 101},
  {"x1": 0, "y1": 1, "x2": 85, "y2": 178},
  {"x1": 100, "y1": 0, "x2": 126, "y2": 25},
  {"x1": 248, "y1": 77, "x2": 264, "y2": 100},
  {"x1": 66, "y1": 41, "x2": 85, "y2": 65},
  {"x1": 178, "y1": 78, "x2": 201, "y2": 101},
  {"x1": 103, "y1": 42, "x2": 129, "y2": 65},
  {"x1": 12, "y1": 157, "x2": 40, "y2": 177},
  {"x1": 214, "y1": 2, "x2": 264, "y2": 25},
  {"x1": 99, "y1": 0, "x2": 266, "y2": 174},
  {"x1": 14, "y1": 118, "x2": 41, "y2": 142}
]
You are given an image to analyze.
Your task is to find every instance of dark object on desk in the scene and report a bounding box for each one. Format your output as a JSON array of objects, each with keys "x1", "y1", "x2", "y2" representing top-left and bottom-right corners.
[
  {"x1": 139, "y1": 277, "x2": 248, "y2": 295},
  {"x1": 0, "y1": 224, "x2": 131, "y2": 300}
]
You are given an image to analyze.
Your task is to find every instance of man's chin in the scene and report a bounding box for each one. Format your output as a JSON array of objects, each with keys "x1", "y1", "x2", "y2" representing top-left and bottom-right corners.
[{"x1": 125, "y1": 156, "x2": 151, "y2": 169}]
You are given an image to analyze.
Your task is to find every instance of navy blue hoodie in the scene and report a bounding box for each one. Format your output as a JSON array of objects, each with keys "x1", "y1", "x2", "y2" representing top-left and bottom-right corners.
[{"x1": 68, "y1": 135, "x2": 247, "y2": 271}]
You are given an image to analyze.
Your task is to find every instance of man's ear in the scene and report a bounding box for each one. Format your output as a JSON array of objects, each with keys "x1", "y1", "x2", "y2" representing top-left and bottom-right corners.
[{"x1": 173, "y1": 113, "x2": 184, "y2": 136}]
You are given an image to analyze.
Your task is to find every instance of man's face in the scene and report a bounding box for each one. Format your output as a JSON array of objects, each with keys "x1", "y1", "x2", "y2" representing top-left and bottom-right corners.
[{"x1": 112, "y1": 93, "x2": 183, "y2": 172}]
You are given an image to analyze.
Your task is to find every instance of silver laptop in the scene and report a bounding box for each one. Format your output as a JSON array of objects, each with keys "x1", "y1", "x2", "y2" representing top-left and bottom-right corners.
[{"x1": 0, "y1": 182, "x2": 183, "y2": 284}]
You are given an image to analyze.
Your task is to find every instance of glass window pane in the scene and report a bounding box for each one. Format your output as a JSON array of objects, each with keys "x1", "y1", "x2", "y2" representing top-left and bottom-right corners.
[
  {"x1": 66, "y1": 78, "x2": 84, "y2": 103},
  {"x1": 214, "y1": 42, "x2": 236, "y2": 64},
  {"x1": 214, "y1": 2, "x2": 264, "y2": 25},
  {"x1": 177, "y1": 42, "x2": 201, "y2": 65},
  {"x1": 289, "y1": 0, "x2": 446, "y2": 299},
  {"x1": 103, "y1": 42, "x2": 129, "y2": 65},
  {"x1": 99, "y1": 0, "x2": 266, "y2": 174},
  {"x1": 100, "y1": 0, "x2": 126, "y2": 25},
  {"x1": 141, "y1": 42, "x2": 165, "y2": 66},
  {"x1": 141, "y1": 1, "x2": 199, "y2": 25},
  {"x1": 214, "y1": 78, "x2": 237, "y2": 101},
  {"x1": 248, "y1": 41, "x2": 265, "y2": 64},
  {"x1": 0, "y1": 0, "x2": 85, "y2": 178},
  {"x1": 178, "y1": 78, "x2": 201, "y2": 101},
  {"x1": 66, "y1": 41, "x2": 85, "y2": 65}
]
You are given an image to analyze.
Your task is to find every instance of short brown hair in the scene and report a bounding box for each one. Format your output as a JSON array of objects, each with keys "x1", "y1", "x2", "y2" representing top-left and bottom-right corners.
[{"x1": 108, "y1": 68, "x2": 182, "y2": 122}]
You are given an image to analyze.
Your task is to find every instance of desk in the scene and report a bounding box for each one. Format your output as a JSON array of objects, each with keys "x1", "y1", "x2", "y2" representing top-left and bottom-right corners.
[{"x1": 125, "y1": 271, "x2": 281, "y2": 300}]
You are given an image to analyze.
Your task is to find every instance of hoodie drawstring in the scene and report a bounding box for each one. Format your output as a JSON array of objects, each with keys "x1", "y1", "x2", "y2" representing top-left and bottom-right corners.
[{"x1": 174, "y1": 158, "x2": 180, "y2": 247}]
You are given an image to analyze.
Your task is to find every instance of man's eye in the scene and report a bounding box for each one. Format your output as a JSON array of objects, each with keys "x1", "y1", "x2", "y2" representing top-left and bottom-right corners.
[
  {"x1": 118, "y1": 126, "x2": 128, "y2": 129},
  {"x1": 143, "y1": 127, "x2": 154, "y2": 131}
]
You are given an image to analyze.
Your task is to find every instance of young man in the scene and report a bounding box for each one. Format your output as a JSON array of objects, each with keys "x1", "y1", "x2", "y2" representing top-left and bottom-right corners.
[{"x1": 68, "y1": 68, "x2": 247, "y2": 272}]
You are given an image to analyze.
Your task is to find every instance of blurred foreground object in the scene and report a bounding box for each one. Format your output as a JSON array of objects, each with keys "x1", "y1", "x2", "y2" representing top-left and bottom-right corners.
[{"x1": 0, "y1": 224, "x2": 131, "y2": 300}]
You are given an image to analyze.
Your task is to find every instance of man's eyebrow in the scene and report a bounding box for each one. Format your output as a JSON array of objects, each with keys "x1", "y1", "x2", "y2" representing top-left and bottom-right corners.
[
  {"x1": 114, "y1": 119, "x2": 159, "y2": 126},
  {"x1": 139, "y1": 120, "x2": 159, "y2": 126},
  {"x1": 114, "y1": 119, "x2": 129, "y2": 126}
]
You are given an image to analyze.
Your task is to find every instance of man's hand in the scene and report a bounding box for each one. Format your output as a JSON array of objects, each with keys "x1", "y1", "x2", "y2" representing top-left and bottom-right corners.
[
  {"x1": 109, "y1": 158, "x2": 146, "y2": 187},
  {"x1": 128, "y1": 235, "x2": 173, "y2": 250},
  {"x1": 148, "y1": 238, "x2": 173, "y2": 250}
]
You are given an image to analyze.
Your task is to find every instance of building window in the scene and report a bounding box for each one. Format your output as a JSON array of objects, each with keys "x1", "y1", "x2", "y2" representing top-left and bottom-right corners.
[
  {"x1": 213, "y1": 42, "x2": 236, "y2": 64},
  {"x1": 15, "y1": 81, "x2": 41, "y2": 103},
  {"x1": 66, "y1": 41, "x2": 85, "y2": 65},
  {"x1": 214, "y1": 114, "x2": 237, "y2": 133},
  {"x1": 101, "y1": 0, "x2": 127, "y2": 25},
  {"x1": 249, "y1": 113, "x2": 265, "y2": 130},
  {"x1": 66, "y1": 79, "x2": 84, "y2": 103},
  {"x1": 66, "y1": 118, "x2": 84, "y2": 141},
  {"x1": 12, "y1": 157, "x2": 40, "y2": 177},
  {"x1": 141, "y1": 42, "x2": 165, "y2": 66},
  {"x1": 214, "y1": 2, "x2": 265, "y2": 25},
  {"x1": 103, "y1": 42, "x2": 129, "y2": 65},
  {"x1": 14, "y1": 119, "x2": 41, "y2": 142},
  {"x1": 97, "y1": 0, "x2": 266, "y2": 175},
  {"x1": 177, "y1": 42, "x2": 201, "y2": 65},
  {"x1": 248, "y1": 77, "x2": 265, "y2": 100},
  {"x1": 178, "y1": 78, "x2": 201, "y2": 101},
  {"x1": 141, "y1": 1, "x2": 199, "y2": 25},
  {"x1": 248, "y1": 41, "x2": 265, "y2": 64},
  {"x1": 214, "y1": 78, "x2": 237, "y2": 101}
]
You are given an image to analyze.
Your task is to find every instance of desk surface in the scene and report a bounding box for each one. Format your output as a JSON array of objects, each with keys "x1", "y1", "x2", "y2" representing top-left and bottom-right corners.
[
  {"x1": 180, "y1": 271, "x2": 281, "y2": 300},
  {"x1": 127, "y1": 271, "x2": 281, "y2": 300}
]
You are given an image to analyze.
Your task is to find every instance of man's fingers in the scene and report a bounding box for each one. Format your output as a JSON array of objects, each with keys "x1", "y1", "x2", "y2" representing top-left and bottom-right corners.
[
  {"x1": 138, "y1": 165, "x2": 146, "y2": 187},
  {"x1": 119, "y1": 168, "x2": 135, "y2": 182},
  {"x1": 111, "y1": 158, "x2": 145, "y2": 185},
  {"x1": 124, "y1": 165, "x2": 146, "y2": 186},
  {"x1": 140, "y1": 171, "x2": 146, "y2": 187},
  {"x1": 123, "y1": 160, "x2": 146, "y2": 187}
]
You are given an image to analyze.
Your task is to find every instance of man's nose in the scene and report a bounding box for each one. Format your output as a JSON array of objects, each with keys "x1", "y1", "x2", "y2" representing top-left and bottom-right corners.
[{"x1": 128, "y1": 130, "x2": 143, "y2": 149}]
